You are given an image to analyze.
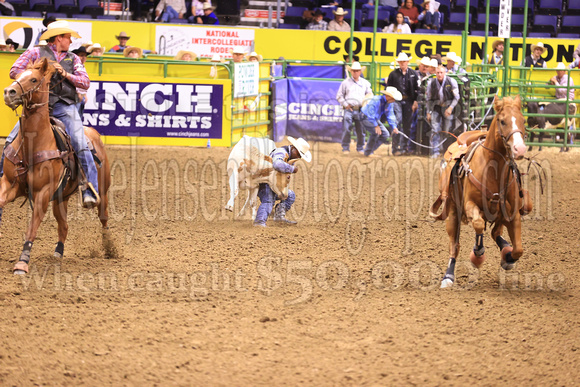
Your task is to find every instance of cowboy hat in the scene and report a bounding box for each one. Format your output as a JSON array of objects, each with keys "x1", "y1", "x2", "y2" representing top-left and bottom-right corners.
[
  {"x1": 88, "y1": 43, "x2": 105, "y2": 54},
  {"x1": 418, "y1": 56, "x2": 431, "y2": 66},
  {"x1": 287, "y1": 136, "x2": 312, "y2": 162},
  {"x1": 174, "y1": 50, "x2": 197, "y2": 61},
  {"x1": 443, "y1": 51, "x2": 462, "y2": 64},
  {"x1": 81, "y1": 40, "x2": 93, "y2": 48},
  {"x1": 210, "y1": 54, "x2": 225, "y2": 62},
  {"x1": 313, "y1": 9, "x2": 324, "y2": 17},
  {"x1": 246, "y1": 51, "x2": 263, "y2": 62},
  {"x1": 72, "y1": 46, "x2": 88, "y2": 56},
  {"x1": 116, "y1": 31, "x2": 131, "y2": 40},
  {"x1": 202, "y1": 2, "x2": 216, "y2": 10},
  {"x1": 39, "y1": 20, "x2": 81, "y2": 41},
  {"x1": 556, "y1": 62, "x2": 567, "y2": 70},
  {"x1": 395, "y1": 52, "x2": 412, "y2": 62},
  {"x1": 381, "y1": 86, "x2": 402, "y2": 101},
  {"x1": 0, "y1": 39, "x2": 6, "y2": 46},
  {"x1": 429, "y1": 58, "x2": 439, "y2": 67},
  {"x1": 350, "y1": 61, "x2": 362, "y2": 70},
  {"x1": 333, "y1": 7, "x2": 348, "y2": 15},
  {"x1": 36, "y1": 40, "x2": 47, "y2": 47},
  {"x1": 531, "y1": 42, "x2": 545, "y2": 54},
  {"x1": 123, "y1": 46, "x2": 143, "y2": 58},
  {"x1": 231, "y1": 46, "x2": 246, "y2": 55},
  {"x1": 492, "y1": 39, "x2": 504, "y2": 51}
]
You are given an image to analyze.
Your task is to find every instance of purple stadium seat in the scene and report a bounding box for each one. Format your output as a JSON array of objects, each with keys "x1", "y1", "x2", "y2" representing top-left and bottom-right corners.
[
  {"x1": 537, "y1": 0, "x2": 562, "y2": 15},
  {"x1": 362, "y1": 9, "x2": 390, "y2": 29},
  {"x1": 278, "y1": 23, "x2": 301, "y2": 29},
  {"x1": 71, "y1": 13, "x2": 94, "y2": 19},
  {"x1": 21, "y1": 10, "x2": 43, "y2": 17},
  {"x1": 560, "y1": 16, "x2": 580, "y2": 35},
  {"x1": 512, "y1": 0, "x2": 534, "y2": 17},
  {"x1": 79, "y1": 0, "x2": 104, "y2": 17},
  {"x1": 527, "y1": 32, "x2": 552, "y2": 38},
  {"x1": 54, "y1": 0, "x2": 80, "y2": 17},
  {"x1": 96, "y1": 14, "x2": 116, "y2": 19},
  {"x1": 283, "y1": 7, "x2": 306, "y2": 25},
  {"x1": 532, "y1": 14, "x2": 558, "y2": 36},
  {"x1": 471, "y1": 30, "x2": 494, "y2": 36},
  {"x1": 568, "y1": 1, "x2": 580, "y2": 15},
  {"x1": 46, "y1": 12, "x2": 68, "y2": 19},
  {"x1": 558, "y1": 33, "x2": 580, "y2": 39},
  {"x1": 415, "y1": 28, "x2": 437, "y2": 34},
  {"x1": 29, "y1": 0, "x2": 55, "y2": 12}
]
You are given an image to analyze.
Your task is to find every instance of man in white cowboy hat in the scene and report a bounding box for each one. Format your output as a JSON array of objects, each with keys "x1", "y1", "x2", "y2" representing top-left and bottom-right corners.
[
  {"x1": 88, "y1": 43, "x2": 105, "y2": 57},
  {"x1": 110, "y1": 31, "x2": 131, "y2": 53},
  {"x1": 4, "y1": 20, "x2": 100, "y2": 208},
  {"x1": 361, "y1": 86, "x2": 401, "y2": 157},
  {"x1": 416, "y1": 56, "x2": 431, "y2": 80},
  {"x1": 174, "y1": 50, "x2": 197, "y2": 61},
  {"x1": 231, "y1": 46, "x2": 246, "y2": 63},
  {"x1": 246, "y1": 52, "x2": 262, "y2": 62},
  {"x1": 196, "y1": 2, "x2": 219, "y2": 24},
  {"x1": 524, "y1": 42, "x2": 547, "y2": 68},
  {"x1": 328, "y1": 7, "x2": 350, "y2": 32},
  {"x1": 426, "y1": 65, "x2": 460, "y2": 158},
  {"x1": 253, "y1": 137, "x2": 312, "y2": 227},
  {"x1": 415, "y1": 56, "x2": 434, "y2": 154},
  {"x1": 387, "y1": 52, "x2": 419, "y2": 155},
  {"x1": 336, "y1": 61, "x2": 373, "y2": 154},
  {"x1": 442, "y1": 52, "x2": 466, "y2": 76},
  {"x1": 549, "y1": 62, "x2": 575, "y2": 101},
  {"x1": 155, "y1": 0, "x2": 186, "y2": 22},
  {"x1": 124, "y1": 46, "x2": 143, "y2": 59}
]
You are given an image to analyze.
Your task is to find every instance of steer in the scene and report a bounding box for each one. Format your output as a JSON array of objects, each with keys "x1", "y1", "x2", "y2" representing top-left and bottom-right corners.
[
  {"x1": 527, "y1": 101, "x2": 576, "y2": 149},
  {"x1": 225, "y1": 135, "x2": 295, "y2": 219}
]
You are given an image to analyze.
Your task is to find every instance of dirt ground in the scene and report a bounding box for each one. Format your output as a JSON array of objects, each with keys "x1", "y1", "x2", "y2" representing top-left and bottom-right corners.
[{"x1": 0, "y1": 140, "x2": 578, "y2": 385}]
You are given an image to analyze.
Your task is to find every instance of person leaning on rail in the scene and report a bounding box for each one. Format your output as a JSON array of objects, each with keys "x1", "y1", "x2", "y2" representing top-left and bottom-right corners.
[
  {"x1": 327, "y1": 7, "x2": 350, "y2": 32},
  {"x1": 1, "y1": 20, "x2": 100, "y2": 208},
  {"x1": 336, "y1": 61, "x2": 373, "y2": 155}
]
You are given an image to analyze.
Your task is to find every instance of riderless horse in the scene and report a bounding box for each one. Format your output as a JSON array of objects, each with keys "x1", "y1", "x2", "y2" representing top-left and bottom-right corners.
[
  {"x1": 430, "y1": 96, "x2": 533, "y2": 288},
  {"x1": 1, "y1": 57, "x2": 112, "y2": 274}
]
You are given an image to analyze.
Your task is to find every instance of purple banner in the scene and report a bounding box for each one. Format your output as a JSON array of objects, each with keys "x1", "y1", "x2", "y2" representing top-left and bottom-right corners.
[
  {"x1": 83, "y1": 81, "x2": 224, "y2": 139},
  {"x1": 271, "y1": 79, "x2": 288, "y2": 143},
  {"x1": 285, "y1": 79, "x2": 344, "y2": 143}
]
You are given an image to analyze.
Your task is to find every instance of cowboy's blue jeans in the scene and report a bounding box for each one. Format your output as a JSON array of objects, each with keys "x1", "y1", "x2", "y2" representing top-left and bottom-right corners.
[
  {"x1": 431, "y1": 108, "x2": 453, "y2": 155},
  {"x1": 1, "y1": 101, "x2": 99, "y2": 192},
  {"x1": 255, "y1": 183, "x2": 295, "y2": 223},
  {"x1": 341, "y1": 109, "x2": 365, "y2": 152},
  {"x1": 362, "y1": 120, "x2": 390, "y2": 156}
]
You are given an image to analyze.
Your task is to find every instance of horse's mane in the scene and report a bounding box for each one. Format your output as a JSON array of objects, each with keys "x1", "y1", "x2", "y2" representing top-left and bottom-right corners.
[{"x1": 26, "y1": 57, "x2": 57, "y2": 78}]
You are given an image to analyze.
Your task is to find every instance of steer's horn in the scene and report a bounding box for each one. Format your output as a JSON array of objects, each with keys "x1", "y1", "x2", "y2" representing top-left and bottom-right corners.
[{"x1": 288, "y1": 159, "x2": 299, "y2": 165}]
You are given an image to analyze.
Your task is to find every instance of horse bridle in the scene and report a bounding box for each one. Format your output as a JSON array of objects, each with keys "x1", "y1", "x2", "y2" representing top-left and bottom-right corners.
[{"x1": 11, "y1": 74, "x2": 48, "y2": 113}]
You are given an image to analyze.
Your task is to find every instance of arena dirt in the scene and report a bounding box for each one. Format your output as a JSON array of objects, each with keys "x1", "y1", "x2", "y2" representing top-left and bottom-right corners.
[{"x1": 0, "y1": 141, "x2": 578, "y2": 385}]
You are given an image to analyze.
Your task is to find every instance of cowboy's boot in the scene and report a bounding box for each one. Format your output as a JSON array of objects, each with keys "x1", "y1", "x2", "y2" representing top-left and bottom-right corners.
[{"x1": 273, "y1": 203, "x2": 297, "y2": 225}]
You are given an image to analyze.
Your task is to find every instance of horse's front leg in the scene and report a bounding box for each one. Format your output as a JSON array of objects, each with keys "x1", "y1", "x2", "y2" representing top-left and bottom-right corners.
[
  {"x1": 503, "y1": 214, "x2": 523, "y2": 270},
  {"x1": 441, "y1": 204, "x2": 461, "y2": 288},
  {"x1": 465, "y1": 200, "x2": 486, "y2": 268},
  {"x1": 0, "y1": 176, "x2": 22, "y2": 232},
  {"x1": 52, "y1": 198, "x2": 69, "y2": 258},
  {"x1": 13, "y1": 187, "x2": 52, "y2": 274}
]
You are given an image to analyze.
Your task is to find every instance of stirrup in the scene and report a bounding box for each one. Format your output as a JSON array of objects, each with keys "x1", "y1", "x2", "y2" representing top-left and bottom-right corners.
[{"x1": 82, "y1": 182, "x2": 101, "y2": 209}]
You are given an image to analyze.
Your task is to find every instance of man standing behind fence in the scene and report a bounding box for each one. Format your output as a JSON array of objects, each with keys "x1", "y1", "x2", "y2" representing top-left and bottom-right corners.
[
  {"x1": 426, "y1": 65, "x2": 459, "y2": 158},
  {"x1": 336, "y1": 62, "x2": 373, "y2": 154},
  {"x1": 387, "y1": 52, "x2": 419, "y2": 155}
]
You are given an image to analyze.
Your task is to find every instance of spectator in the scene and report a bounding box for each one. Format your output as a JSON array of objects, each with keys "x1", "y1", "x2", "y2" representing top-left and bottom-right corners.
[
  {"x1": 367, "y1": 0, "x2": 400, "y2": 7},
  {"x1": 124, "y1": 46, "x2": 143, "y2": 59},
  {"x1": 488, "y1": 39, "x2": 504, "y2": 65},
  {"x1": 549, "y1": 62, "x2": 575, "y2": 102},
  {"x1": 426, "y1": 65, "x2": 460, "y2": 158},
  {"x1": 196, "y1": 3, "x2": 219, "y2": 24},
  {"x1": 399, "y1": 0, "x2": 420, "y2": 30},
  {"x1": 88, "y1": 43, "x2": 105, "y2": 56},
  {"x1": 328, "y1": 7, "x2": 350, "y2": 32},
  {"x1": 231, "y1": 46, "x2": 246, "y2": 63},
  {"x1": 253, "y1": 137, "x2": 312, "y2": 227},
  {"x1": 336, "y1": 61, "x2": 373, "y2": 154},
  {"x1": 5, "y1": 38, "x2": 18, "y2": 51},
  {"x1": 189, "y1": 0, "x2": 211, "y2": 21},
  {"x1": 0, "y1": 39, "x2": 9, "y2": 52},
  {"x1": 0, "y1": 0, "x2": 14, "y2": 16},
  {"x1": 427, "y1": 58, "x2": 438, "y2": 74},
  {"x1": 174, "y1": 50, "x2": 197, "y2": 61},
  {"x1": 524, "y1": 42, "x2": 547, "y2": 68},
  {"x1": 361, "y1": 86, "x2": 401, "y2": 157},
  {"x1": 72, "y1": 46, "x2": 88, "y2": 64},
  {"x1": 416, "y1": 56, "x2": 430, "y2": 79},
  {"x1": 387, "y1": 52, "x2": 419, "y2": 155},
  {"x1": 418, "y1": 0, "x2": 440, "y2": 30},
  {"x1": 155, "y1": 0, "x2": 186, "y2": 22},
  {"x1": 415, "y1": 57, "x2": 432, "y2": 154},
  {"x1": 246, "y1": 52, "x2": 263, "y2": 62},
  {"x1": 306, "y1": 9, "x2": 328, "y2": 30},
  {"x1": 443, "y1": 52, "x2": 466, "y2": 77},
  {"x1": 574, "y1": 43, "x2": 580, "y2": 61},
  {"x1": 110, "y1": 32, "x2": 131, "y2": 53},
  {"x1": 209, "y1": 54, "x2": 225, "y2": 78},
  {"x1": 383, "y1": 12, "x2": 412, "y2": 33}
]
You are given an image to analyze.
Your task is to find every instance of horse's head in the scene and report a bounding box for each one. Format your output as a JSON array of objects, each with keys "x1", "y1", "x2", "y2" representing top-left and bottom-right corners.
[
  {"x1": 493, "y1": 95, "x2": 527, "y2": 160},
  {"x1": 4, "y1": 57, "x2": 55, "y2": 110}
]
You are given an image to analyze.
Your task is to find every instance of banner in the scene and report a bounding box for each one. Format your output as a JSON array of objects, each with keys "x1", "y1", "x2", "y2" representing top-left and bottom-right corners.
[
  {"x1": 155, "y1": 25, "x2": 255, "y2": 58},
  {"x1": 0, "y1": 18, "x2": 92, "y2": 50},
  {"x1": 233, "y1": 62, "x2": 259, "y2": 98},
  {"x1": 286, "y1": 65, "x2": 345, "y2": 79},
  {"x1": 83, "y1": 80, "x2": 223, "y2": 139},
  {"x1": 271, "y1": 79, "x2": 288, "y2": 142},
  {"x1": 285, "y1": 79, "x2": 344, "y2": 143}
]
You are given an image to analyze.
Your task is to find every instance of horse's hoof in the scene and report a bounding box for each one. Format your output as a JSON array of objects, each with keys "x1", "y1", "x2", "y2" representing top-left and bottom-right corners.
[
  {"x1": 470, "y1": 251, "x2": 486, "y2": 268},
  {"x1": 501, "y1": 246, "x2": 515, "y2": 270},
  {"x1": 441, "y1": 278, "x2": 454, "y2": 288},
  {"x1": 54, "y1": 252, "x2": 62, "y2": 258},
  {"x1": 225, "y1": 205, "x2": 233, "y2": 212},
  {"x1": 13, "y1": 261, "x2": 29, "y2": 274}
]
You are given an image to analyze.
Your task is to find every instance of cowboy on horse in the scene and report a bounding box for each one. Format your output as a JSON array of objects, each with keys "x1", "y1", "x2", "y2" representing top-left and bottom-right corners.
[{"x1": 1, "y1": 20, "x2": 100, "y2": 209}]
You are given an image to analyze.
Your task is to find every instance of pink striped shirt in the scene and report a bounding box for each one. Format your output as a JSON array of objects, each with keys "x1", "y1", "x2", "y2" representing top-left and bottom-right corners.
[{"x1": 10, "y1": 44, "x2": 90, "y2": 90}]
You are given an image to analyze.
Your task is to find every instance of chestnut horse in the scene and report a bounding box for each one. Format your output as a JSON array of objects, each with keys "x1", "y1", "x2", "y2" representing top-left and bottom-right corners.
[
  {"x1": 430, "y1": 96, "x2": 532, "y2": 288},
  {"x1": 1, "y1": 57, "x2": 112, "y2": 274}
]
